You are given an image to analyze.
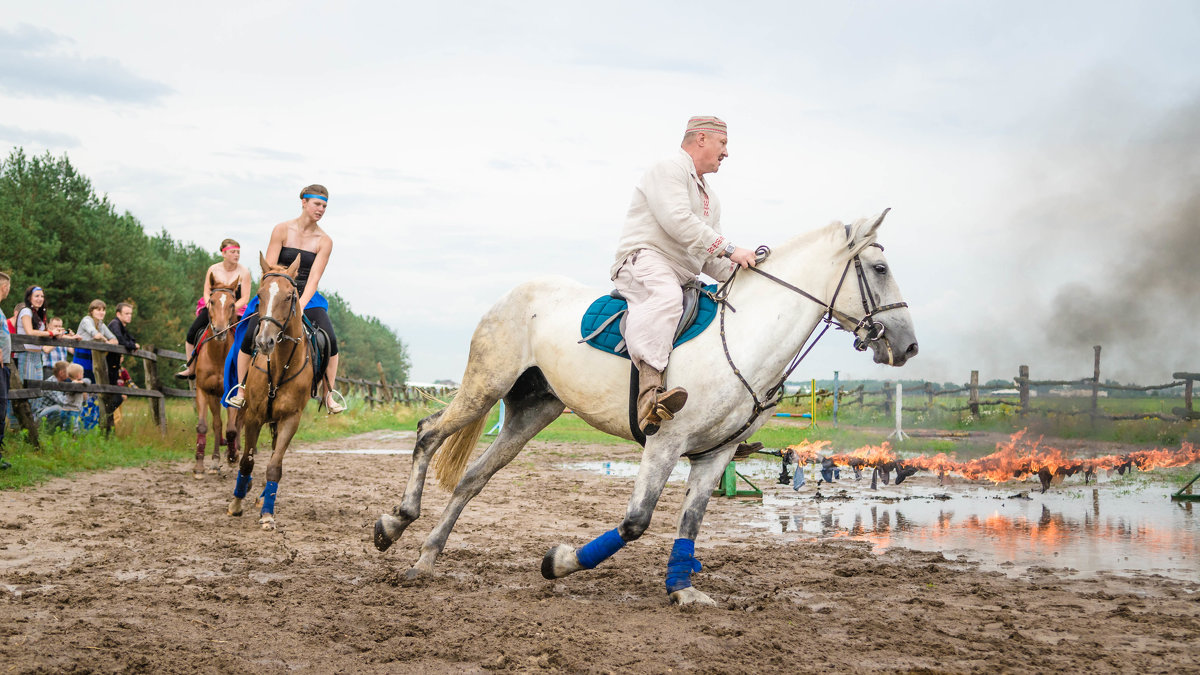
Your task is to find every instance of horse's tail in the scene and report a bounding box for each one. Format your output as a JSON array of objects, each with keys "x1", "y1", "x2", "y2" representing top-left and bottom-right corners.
[{"x1": 433, "y1": 411, "x2": 490, "y2": 490}]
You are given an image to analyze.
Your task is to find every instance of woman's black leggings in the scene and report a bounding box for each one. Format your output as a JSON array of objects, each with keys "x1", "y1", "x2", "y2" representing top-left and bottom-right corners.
[
  {"x1": 239, "y1": 306, "x2": 338, "y2": 356},
  {"x1": 186, "y1": 308, "x2": 209, "y2": 345}
]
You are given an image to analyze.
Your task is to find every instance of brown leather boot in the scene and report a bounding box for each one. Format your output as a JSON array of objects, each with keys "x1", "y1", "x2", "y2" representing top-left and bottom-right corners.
[{"x1": 636, "y1": 362, "x2": 688, "y2": 436}]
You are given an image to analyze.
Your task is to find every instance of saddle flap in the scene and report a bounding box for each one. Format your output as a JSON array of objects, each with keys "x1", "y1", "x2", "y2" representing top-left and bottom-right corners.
[{"x1": 579, "y1": 282, "x2": 719, "y2": 359}]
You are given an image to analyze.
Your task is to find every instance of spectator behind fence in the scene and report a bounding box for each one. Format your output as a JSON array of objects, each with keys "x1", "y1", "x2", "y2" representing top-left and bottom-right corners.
[
  {"x1": 41, "y1": 316, "x2": 79, "y2": 378},
  {"x1": 75, "y1": 299, "x2": 119, "y2": 382},
  {"x1": 105, "y1": 302, "x2": 139, "y2": 415},
  {"x1": 0, "y1": 272, "x2": 11, "y2": 470},
  {"x1": 35, "y1": 360, "x2": 82, "y2": 432},
  {"x1": 16, "y1": 286, "x2": 64, "y2": 388}
]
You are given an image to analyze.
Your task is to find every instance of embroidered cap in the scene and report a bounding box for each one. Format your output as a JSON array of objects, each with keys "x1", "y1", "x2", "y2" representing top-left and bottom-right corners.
[{"x1": 686, "y1": 116, "x2": 727, "y2": 135}]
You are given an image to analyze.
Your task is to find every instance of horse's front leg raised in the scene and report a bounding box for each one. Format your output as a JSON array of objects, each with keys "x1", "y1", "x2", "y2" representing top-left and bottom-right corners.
[
  {"x1": 225, "y1": 407, "x2": 241, "y2": 465},
  {"x1": 542, "y1": 440, "x2": 680, "y2": 582},
  {"x1": 193, "y1": 390, "x2": 209, "y2": 479},
  {"x1": 256, "y1": 415, "x2": 300, "y2": 531},
  {"x1": 663, "y1": 445, "x2": 738, "y2": 606},
  {"x1": 229, "y1": 418, "x2": 262, "y2": 517}
]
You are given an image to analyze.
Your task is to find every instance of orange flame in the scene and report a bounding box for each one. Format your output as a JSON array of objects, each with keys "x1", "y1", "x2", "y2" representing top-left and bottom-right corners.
[{"x1": 786, "y1": 431, "x2": 1199, "y2": 487}]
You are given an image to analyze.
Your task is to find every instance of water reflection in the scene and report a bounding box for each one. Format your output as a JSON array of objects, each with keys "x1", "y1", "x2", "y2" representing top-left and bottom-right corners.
[{"x1": 757, "y1": 487, "x2": 1199, "y2": 581}]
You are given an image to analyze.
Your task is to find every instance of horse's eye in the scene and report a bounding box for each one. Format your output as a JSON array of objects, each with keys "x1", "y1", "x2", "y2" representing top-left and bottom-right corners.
[{"x1": 873, "y1": 264, "x2": 888, "y2": 275}]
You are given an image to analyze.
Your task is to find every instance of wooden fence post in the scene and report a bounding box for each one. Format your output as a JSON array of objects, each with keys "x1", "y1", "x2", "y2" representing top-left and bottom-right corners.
[
  {"x1": 377, "y1": 362, "x2": 393, "y2": 403},
  {"x1": 969, "y1": 370, "x2": 980, "y2": 419},
  {"x1": 924, "y1": 382, "x2": 934, "y2": 409},
  {"x1": 1019, "y1": 365, "x2": 1030, "y2": 416},
  {"x1": 8, "y1": 365, "x2": 40, "y2": 451},
  {"x1": 142, "y1": 346, "x2": 166, "y2": 436},
  {"x1": 93, "y1": 356, "x2": 115, "y2": 436},
  {"x1": 1091, "y1": 345, "x2": 1102, "y2": 422},
  {"x1": 882, "y1": 382, "x2": 893, "y2": 417}
]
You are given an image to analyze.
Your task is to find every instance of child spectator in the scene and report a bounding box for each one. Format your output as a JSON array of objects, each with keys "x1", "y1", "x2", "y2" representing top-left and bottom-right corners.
[
  {"x1": 35, "y1": 360, "x2": 79, "y2": 432},
  {"x1": 75, "y1": 299, "x2": 119, "y2": 382},
  {"x1": 41, "y1": 317, "x2": 78, "y2": 378}
]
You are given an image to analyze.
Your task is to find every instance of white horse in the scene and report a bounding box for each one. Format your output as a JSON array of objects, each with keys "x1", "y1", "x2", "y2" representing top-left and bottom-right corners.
[{"x1": 373, "y1": 210, "x2": 918, "y2": 605}]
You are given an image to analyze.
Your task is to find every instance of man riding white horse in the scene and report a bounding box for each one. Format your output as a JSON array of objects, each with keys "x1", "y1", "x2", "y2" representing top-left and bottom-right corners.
[{"x1": 612, "y1": 116, "x2": 759, "y2": 435}]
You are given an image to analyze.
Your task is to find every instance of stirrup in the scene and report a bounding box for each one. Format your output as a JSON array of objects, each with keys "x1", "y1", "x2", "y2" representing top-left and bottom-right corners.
[
  {"x1": 175, "y1": 369, "x2": 195, "y2": 380},
  {"x1": 325, "y1": 389, "x2": 347, "y2": 414},
  {"x1": 224, "y1": 383, "x2": 246, "y2": 409}
]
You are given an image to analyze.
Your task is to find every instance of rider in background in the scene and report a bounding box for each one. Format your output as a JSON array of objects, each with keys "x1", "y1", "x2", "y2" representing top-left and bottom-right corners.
[
  {"x1": 610, "y1": 116, "x2": 756, "y2": 435},
  {"x1": 176, "y1": 238, "x2": 251, "y2": 379},
  {"x1": 226, "y1": 185, "x2": 343, "y2": 413}
]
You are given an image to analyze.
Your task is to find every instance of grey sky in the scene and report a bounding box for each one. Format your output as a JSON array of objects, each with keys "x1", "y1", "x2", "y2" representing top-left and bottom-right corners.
[{"x1": 1, "y1": 1, "x2": 1197, "y2": 384}]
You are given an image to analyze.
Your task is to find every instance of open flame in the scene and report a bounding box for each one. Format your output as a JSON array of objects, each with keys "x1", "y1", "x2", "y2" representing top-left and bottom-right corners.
[{"x1": 785, "y1": 431, "x2": 1199, "y2": 490}]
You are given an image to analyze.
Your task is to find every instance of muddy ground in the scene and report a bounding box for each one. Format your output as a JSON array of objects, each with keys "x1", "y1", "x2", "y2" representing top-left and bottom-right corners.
[{"x1": 2, "y1": 429, "x2": 1198, "y2": 673}]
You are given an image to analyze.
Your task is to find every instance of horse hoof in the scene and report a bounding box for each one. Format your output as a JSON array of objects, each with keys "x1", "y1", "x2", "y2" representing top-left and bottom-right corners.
[
  {"x1": 193, "y1": 472, "x2": 205, "y2": 480},
  {"x1": 405, "y1": 565, "x2": 432, "y2": 580},
  {"x1": 669, "y1": 587, "x2": 717, "y2": 607},
  {"x1": 206, "y1": 467, "x2": 220, "y2": 475},
  {"x1": 259, "y1": 515, "x2": 276, "y2": 531},
  {"x1": 228, "y1": 498, "x2": 243, "y2": 517},
  {"x1": 541, "y1": 544, "x2": 583, "y2": 580},
  {"x1": 373, "y1": 514, "x2": 404, "y2": 552}
]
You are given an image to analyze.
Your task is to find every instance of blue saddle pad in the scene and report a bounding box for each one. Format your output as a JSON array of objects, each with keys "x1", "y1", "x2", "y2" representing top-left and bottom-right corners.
[{"x1": 580, "y1": 285, "x2": 718, "y2": 358}]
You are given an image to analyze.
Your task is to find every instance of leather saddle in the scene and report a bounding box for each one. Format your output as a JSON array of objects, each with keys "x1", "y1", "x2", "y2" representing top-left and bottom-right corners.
[{"x1": 303, "y1": 316, "x2": 333, "y2": 399}]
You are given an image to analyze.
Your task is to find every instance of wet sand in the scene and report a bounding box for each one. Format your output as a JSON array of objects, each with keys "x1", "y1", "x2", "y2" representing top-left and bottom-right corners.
[{"x1": 2, "y1": 429, "x2": 1198, "y2": 673}]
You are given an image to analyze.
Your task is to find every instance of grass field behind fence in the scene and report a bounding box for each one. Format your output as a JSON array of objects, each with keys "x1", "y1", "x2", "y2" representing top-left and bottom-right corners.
[{"x1": 3, "y1": 391, "x2": 1197, "y2": 491}]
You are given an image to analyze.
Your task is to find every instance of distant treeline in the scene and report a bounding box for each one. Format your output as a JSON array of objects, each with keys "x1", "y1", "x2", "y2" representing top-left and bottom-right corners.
[{"x1": 0, "y1": 148, "x2": 410, "y2": 384}]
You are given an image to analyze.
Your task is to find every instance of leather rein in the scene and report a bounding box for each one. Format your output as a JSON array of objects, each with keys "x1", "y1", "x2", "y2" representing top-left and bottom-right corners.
[{"x1": 699, "y1": 240, "x2": 908, "y2": 454}]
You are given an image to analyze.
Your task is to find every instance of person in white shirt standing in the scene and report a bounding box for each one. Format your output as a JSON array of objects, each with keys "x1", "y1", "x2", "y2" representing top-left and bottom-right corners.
[{"x1": 610, "y1": 116, "x2": 757, "y2": 435}]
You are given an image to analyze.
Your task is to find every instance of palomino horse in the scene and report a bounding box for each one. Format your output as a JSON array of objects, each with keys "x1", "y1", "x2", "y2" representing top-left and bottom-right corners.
[
  {"x1": 373, "y1": 211, "x2": 919, "y2": 605},
  {"x1": 193, "y1": 275, "x2": 240, "y2": 478},
  {"x1": 228, "y1": 254, "x2": 314, "y2": 531}
]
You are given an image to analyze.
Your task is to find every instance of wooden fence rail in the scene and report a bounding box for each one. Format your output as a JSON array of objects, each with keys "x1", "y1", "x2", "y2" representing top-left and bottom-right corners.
[
  {"x1": 8, "y1": 334, "x2": 192, "y2": 449},
  {"x1": 781, "y1": 345, "x2": 1195, "y2": 423}
]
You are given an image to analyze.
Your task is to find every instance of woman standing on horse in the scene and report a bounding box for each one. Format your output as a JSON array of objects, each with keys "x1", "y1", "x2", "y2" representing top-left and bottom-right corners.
[
  {"x1": 226, "y1": 185, "x2": 344, "y2": 413},
  {"x1": 177, "y1": 238, "x2": 252, "y2": 379}
]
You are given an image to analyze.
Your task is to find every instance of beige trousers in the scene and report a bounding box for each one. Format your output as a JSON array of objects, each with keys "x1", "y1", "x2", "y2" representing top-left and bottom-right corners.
[{"x1": 613, "y1": 249, "x2": 686, "y2": 371}]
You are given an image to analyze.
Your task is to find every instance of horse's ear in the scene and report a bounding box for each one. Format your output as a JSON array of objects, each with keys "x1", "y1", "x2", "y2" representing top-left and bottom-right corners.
[
  {"x1": 850, "y1": 208, "x2": 891, "y2": 250},
  {"x1": 284, "y1": 252, "x2": 302, "y2": 278},
  {"x1": 259, "y1": 252, "x2": 270, "y2": 273},
  {"x1": 208, "y1": 271, "x2": 217, "y2": 289}
]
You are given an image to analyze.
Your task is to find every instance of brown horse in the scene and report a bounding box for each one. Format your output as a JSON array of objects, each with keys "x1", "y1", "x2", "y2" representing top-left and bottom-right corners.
[
  {"x1": 193, "y1": 274, "x2": 240, "y2": 478},
  {"x1": 227, "y1": 254, "x2": 314, "y2": 531}
]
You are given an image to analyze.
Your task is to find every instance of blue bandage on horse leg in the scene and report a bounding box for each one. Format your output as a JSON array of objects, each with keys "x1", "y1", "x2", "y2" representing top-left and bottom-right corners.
[
  {"x1": 260, "y1": 481, "x2": 279, "y2": 514},
  {"x1": 665, "y1": 538, "x2": 702, "y2": 593},
  {"x1": 233, "y1": 472, "x2": 253, "y2": 499},
  {"x1": 575, "y1": 528, "x2": 626, "y2": 569}
]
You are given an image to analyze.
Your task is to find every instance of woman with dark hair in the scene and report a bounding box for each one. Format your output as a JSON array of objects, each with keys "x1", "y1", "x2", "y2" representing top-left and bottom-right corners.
[
  {"x1": 225, "y1": 184, "x2": 344, "y2": 413},
  {"x1": 15, "y1": 286, "x2": 63, "y2": 384}
]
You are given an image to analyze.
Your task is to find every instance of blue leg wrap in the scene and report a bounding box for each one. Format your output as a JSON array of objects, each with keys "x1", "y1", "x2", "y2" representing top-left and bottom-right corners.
[
  {"x1": 260, "y1": 481, "x2": 279, "y2": 514},
  {"x1": 665, "y1": 538, "x2": 702, "y2": 594},
  {"x1": 233, "y1": 472, "x2": 253, "y2": 499},
  {"x1": 575, "y1": 528, "x2": 626, "y2": 569}
]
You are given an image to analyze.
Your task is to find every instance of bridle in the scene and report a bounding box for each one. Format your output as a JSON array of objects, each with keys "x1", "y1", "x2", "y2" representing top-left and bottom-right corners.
[
  {"x1": 699, "y1": 236, "x2": 908, "y2": 454},
  {"x1": 205, "y1": 286, "x2": 238, "y2": 341},
  {"x1": 252, "y1": 271, "x2": 310, "y2": 407}
]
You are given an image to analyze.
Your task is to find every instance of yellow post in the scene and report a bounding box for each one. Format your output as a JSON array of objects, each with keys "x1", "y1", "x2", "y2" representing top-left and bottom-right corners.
[{"x1": 810, "y1": 378, "x2": 817, "y2": 428}]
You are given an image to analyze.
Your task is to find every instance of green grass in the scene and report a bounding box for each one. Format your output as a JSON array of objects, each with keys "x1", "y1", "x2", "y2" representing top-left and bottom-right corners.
[{"x1": 0, "y1": 395, "x2": 424, "y2": 491}]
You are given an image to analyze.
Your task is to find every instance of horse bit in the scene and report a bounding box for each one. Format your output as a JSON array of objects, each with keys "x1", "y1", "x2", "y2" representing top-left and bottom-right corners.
[{"x1": 700, "y1": 238, "x2": 908, "y2": 454}]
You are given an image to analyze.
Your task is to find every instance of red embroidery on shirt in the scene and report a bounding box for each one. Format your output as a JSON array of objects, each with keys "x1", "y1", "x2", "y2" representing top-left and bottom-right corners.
[
  {"x1": 707, "y1": 236, "x2": 725, "y2": 254},
  {"x1": 702, "y1": 192, "x2": 710, "y2": 217}
]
